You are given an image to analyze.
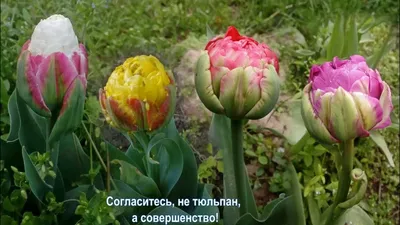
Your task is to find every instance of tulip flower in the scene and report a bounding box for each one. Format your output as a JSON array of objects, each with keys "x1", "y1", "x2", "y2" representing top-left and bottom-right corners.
[
  {"x1": 16, "y1": 14, "x2": 88, "y2": 143},
  {"x1": 301, "y1": 55, "x2": 393, "y2": 143},
  {"x1": 99, "y1": 56, "x2": 176, "y2": 132},
  {"x1": 195, "y1": 26, "x2": 280, "y2": 120}
]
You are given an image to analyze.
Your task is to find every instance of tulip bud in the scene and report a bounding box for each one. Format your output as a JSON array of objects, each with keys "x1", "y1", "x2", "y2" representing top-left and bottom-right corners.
[
  {"x1": 99, "y1": 56, "x2": 176, "y2": 132},
  {"x1": 195, "y1": 26, "x2": 280, "y2": 120},
  {"x1": 301, "y1": 55, "x2": 393, "y2": 143},
  {"x1": 16, "y1": 14, "x2": 88, "y2": 143}
]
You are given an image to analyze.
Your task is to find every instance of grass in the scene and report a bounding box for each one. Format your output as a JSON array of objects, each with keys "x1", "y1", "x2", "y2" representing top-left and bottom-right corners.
[{"x1": 0, "y1": 0, "x2": 398, "y2": 224}]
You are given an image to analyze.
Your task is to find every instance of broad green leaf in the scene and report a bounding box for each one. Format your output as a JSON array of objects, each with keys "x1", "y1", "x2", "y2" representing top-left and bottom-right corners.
[
  {"x1": 111, "y1": 179, "x2": 152, "y2": 216},
  {"x1": 307, "y1": 195, "x2": 320, "y2": 225},
  {"x1": 295, "y1": 49, "x2": 315, "y2": 56},
  {"x1": 334, "y1": 205, "x2": 373, "y2": 225},
  {"x1": 258, "y1": 156, "x2": 268, "y2": 165},
  {"x1": 113, "y1": 159, "x2": 161, "y2": 198},
  {"x1": 369, "y1": 130, "x2": 394, "y2": 167},
  {"x1": 245, "y1": 150, "x2": 257, "y2": 157},
  {"x1": 22, "y1": 147, "x2": 52, "y2": 203},
  {"x1": 107, "y1": 142, "x2": 143, "y2": 171},
  {"x1": 58, "y1": 133, "x2": 103, "y2": 191},
  {"x1": 147, "y1": 137, "x2": 183, "y2": 197},
  {"x1": 162, "y1": 119, "x2": 198, "y2": 212},
  {"x1": 1, "y1": 79, "x2": 10, "y2": 112},
  {"x1": 235, "y1": 196, "x2": 294, "y2": 225},
  {"x1": 16, "y1": 92, "x2": 46, "y2": 154},
  {"x1": 191, "y1": 184, "x2": 219, "y2": 216},
  {"x1": 342, "y1": 15, "x2": 358, "y2": 57},
  {"x1": 125, "y1": 145, "x2": 146, "y2": 173},
  {"x1": 327, "y1": 15, "x2": 345, "y2": 60},
  {"x1": 6, "y1": 90, "x2": 20, "y2": 142}
]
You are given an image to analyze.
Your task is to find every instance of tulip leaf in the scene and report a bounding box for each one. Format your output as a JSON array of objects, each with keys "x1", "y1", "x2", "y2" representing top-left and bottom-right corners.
[
  {"x1": 327, "y1": 15, "x2": 345, "y2": 60},
  {"x1": 146, "y1": 136, "x2": 183, "y2": 198},
  {"x1": 369, "y1": 131, "x2": 394, "y2": 167},
  {"x1": 307, "y1": 195, "x2": 321, "y2": 225},
  {"x1": 342, "y1": 15, "x2": 359, "y2": 57},
  {"x1": 333, "y1": 205, "x2": 373, "y2": 225},
  {"x1": 367, "y1": 28, "x2": 395, "y2": 69},
  {"x1": 162, "y1": 119, "x2": 198, "y2": 212},
  {"x1": 6, "y1": 90, "x2": 20, "y2": 142},
  {"x1": 191, "y1": 184, "x2": 219, "y2": 216},
  {"x1": 125, "y1": 145, "x2": 146, "y2": 174},
  {"x1": 58, "y1": 133, "x2": 103, "y2": 191},
  {"x1": 21, "y1": 147, "x2": 52, "y2": 203},
  {"x1": 112, "y1": 159, "x2": 161, "y2": 198},
  {"x1": 107, "y1": 142, "x2": 144, "y2": 172},
  {"x1": 16, "y1": 92, "x2": 46, "y2": 154},
  {"x1": 48, "y1": 78, "x2": 85, "y2": 145},
  {"x1": 235, "y1": 195, "x2": 294, "y2": 225},
  {"x1": 110, "y1": 179, "x2": 152, "y2": 216}
]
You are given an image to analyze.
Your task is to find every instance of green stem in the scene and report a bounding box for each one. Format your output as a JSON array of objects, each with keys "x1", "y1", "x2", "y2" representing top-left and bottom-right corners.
[
  {"x1": 326, "y1": 139, "x2": 355, "y2": 224},
  {"x1": 230, "y1": 119, "x2": 248, "y2": 216},
  {"x1": 81, "y1": 121, "x2": 118, "y2": 192},
  {"x1": 287, "y1": 162, "x2": 306, "y2": 225}
]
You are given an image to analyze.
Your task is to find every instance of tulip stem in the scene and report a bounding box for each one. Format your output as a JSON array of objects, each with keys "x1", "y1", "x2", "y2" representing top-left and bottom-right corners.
[
  {"x1": 230, "y1": 119, "x2": 251, "y2": 217},
  {"x1": 326, "y1": 139, "x2": 355, "y2": 224}
]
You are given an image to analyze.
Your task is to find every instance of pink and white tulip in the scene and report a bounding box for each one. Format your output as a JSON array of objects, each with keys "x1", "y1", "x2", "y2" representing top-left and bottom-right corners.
[{"x1": 16, "y1": 14, "x2": 88, "y2": 143}]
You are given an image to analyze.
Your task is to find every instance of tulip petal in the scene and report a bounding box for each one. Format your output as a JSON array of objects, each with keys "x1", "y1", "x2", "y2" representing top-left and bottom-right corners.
[
  {"x1": 210, "y1": 66, "x2": 229, "y2": 97},
  {"x1": 16, "y1": 51, "x2": 51, "y2": 117},
  {"x1": 195, "y1": 51, "x2": 225, "y2": 114},
  {"x1": 301, "y1": 83, "x2": 338, "y2": 144},
  {"x1": 329, "y1": 87, "x2": 366, "y2": 141},
  {"x1": 241, "y1": 67, "x2": 262, "y2": 116},
  {"x1": 48, "y1": 77, "x2": 85, "y2": 145},
  {"x1": 352, "y1": 92, "x2": 383, "y2": 131},
  {"x1": 219, "y1": 67, "x2": 246, "y2": 118},
  {"x1": 55, "y1": 52, "x2": 81, "y2": 94},
  {"x1": 38, "y1": 54, "x2": 60, "y2": 112},
  {"x1": 245, "y1": 65, "x2": 280, "y2": 119},
  {"x1": 79, "y1": 44, "x2": 88, "y2": 76},
  {"x1": 373, "y1": 82, "x2": 393, "y2": 129},
  {"x1": 147, "y1": 84, "x2": 176, "y2": 133}
]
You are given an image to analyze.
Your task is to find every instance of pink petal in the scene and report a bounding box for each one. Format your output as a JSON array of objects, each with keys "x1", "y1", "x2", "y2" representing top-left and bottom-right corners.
[
  {"x1": 373, "y1": 82, "x2": 393, "y2": 129},
  {"x1": 55, "y1": 52, "x2": 80, "y2": 92}
]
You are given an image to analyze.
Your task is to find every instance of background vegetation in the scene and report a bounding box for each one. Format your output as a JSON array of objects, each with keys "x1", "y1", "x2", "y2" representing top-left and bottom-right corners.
[{"x1": 1, "y1": 0, "x2": 398, "y2": 224}]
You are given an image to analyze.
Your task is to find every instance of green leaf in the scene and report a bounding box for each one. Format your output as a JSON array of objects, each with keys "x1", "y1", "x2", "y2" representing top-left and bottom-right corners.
[
  {"x1": 304, "y1": 154, "x2": 313, "y2": 167},
  {"x1": 16, "y1": 92, "x2": 46, "y2": 154},
  {"x1": 22, "y1": 147, "x2": 52, "y2": 203},
  {"x1": 342, "y1": 15, "x2": 358, "y2": 57},
  {"x1": 235, "y1": 196, "x2": 294, "y2": 225},
  {"x1": 307, "y1": 195, "x2": 321, "y2": 225},
  {"x1": 125, "y1": 145, "x2": 146, "y2": 173},
  {"x1": 245, "y1": 150, "x2": 257, "y2": 157},
  {"x1": 1, "y1": 215, "x2": 18, "y2": 225},
  {"x1": 6, "y1": 90, "x2": 20, "y2": 142},
  {"x1": 147, "y1": 137, "x2": 183, "y2": 198},
  {"x1": 162, "y1": 119, "x2": 198, "y2": 212},
  {"x1": 295, "y1": 49, "x2": 315, "y2": 56},
  {"x1": 367, "y1": 30, "x2": 395, "y2": 69},
  {"x1": 333, "y1": 205, "x2": 373, "y2": 225},
  {"x1": 327, "y1": 15, "x2": 345, "y2": 60},
  {"x1": 369, "y1": 130, "x2": 394, "y2": 167},
  {"x1": 107, "y1": 142, "x2": 143, "y2": 171},
  {"x1": 58, "y1": 133, "x2": 103, "y2": 191},
  {"x1": 258, "y1": 156, "x2": 268, "y2": 165},
  {"x1": 113, "y1": 159, "x2": 161, "y2": 198}
]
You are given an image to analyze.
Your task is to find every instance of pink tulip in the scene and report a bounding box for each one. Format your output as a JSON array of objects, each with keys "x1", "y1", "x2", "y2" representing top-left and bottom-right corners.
[{"x1": 301, "y1": 55, "x2": 393, "y2": 143}]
